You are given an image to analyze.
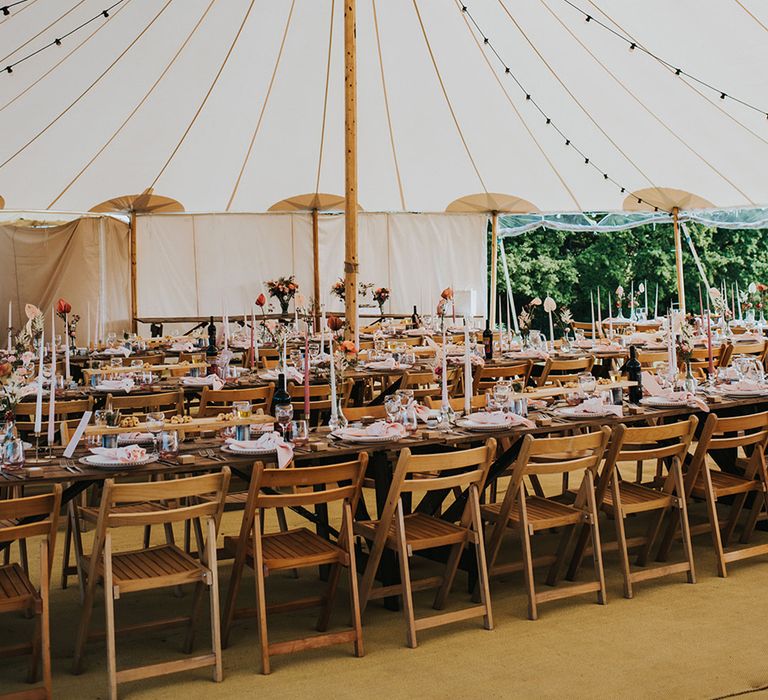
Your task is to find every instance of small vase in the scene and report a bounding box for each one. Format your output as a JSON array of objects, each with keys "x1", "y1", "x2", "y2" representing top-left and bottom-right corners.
[
  {"x1": 328, "y1": 399, "x2": 348, "y2": 432},
  {"x1": 280, "y1": 299, "x2": 290, "y2": 315}
]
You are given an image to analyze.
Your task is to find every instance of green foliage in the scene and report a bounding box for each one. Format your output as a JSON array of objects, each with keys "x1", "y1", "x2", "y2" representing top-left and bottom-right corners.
[{"x1": 493, "y1": 223, "x2": 768, "y2": 323}]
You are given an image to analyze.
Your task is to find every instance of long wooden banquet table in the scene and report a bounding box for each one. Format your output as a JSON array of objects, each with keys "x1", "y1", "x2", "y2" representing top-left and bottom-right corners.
[{"x1": 6, "y1": 393, "x2": 768, "y2": 608}]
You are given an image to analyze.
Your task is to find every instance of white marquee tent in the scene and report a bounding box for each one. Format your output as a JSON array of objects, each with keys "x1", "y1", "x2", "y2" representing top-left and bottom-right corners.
[{"x1": 0, "y1": 0, "x2": 767, "y2": 329}]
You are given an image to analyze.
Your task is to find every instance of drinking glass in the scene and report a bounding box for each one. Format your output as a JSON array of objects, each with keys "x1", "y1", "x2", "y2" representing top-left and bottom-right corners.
[
  {"x1": 146, "y1": 412, "x2": 165, "y2": 454},
  {"x1": 2, "y1": 438, "x2": 25, "y2": 469},
  {"x1": 158, "y1": 430, "x2": 179, "y2": 459},
  {"x1": 275, "y1": 404, "x2": 294, "y2": 437},
  {"x1": 233, "y1": 401, "x2": 252, "y2": 419},
  {"x1": 384, "y1": 395, "x2": 402, "y2": 423},
  {"x1": 290, "y1": 419, "x2": 309, "y2": 446},
  {"x1": 578, "y1": 372, "x2": 597, "y2": 396},
  {"x1": 290, "y1": 349, "x2": 303, "y2": 368}
]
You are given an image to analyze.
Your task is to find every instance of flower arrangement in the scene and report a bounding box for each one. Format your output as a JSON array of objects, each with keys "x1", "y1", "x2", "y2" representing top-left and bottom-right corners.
[
  {"x1": 0, "y1": 306, "x2": 44, "y2": 416},
  {"x1": 330, "y1": 279, "x2": 346, "y2": 302},
  {"x1": 518, "y1": 297, "x2": 541, "y2": 336},
  {"x1": 676, "y1": 314, "x2": 697, "y2": 364},
  {"x1": 266, "y1": 275, "x2": 298, "y2": 314},
  {"x1": 615, "y1": 285, "x2": 625, "y2": 312},
  {"x1": 556, "y1": 306, "x2": 574, "y2": 332},
  {"x1": 709, "y1": 287, "x2": 732, "y2": 321},
  {"x1": 55, "y1": 298, "x2": 79, "y2": 347},
  {"x1": 373, "y1": 287, "x2": 390, "y2": 311},
  {"x1": 335, "y1": 340, "x2": 358, "y2": 374}
]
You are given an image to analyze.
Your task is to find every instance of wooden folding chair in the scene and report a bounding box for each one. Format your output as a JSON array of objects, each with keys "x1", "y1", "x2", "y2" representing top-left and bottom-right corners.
[
  {"x1": 198, "y1": 386, "x2": 274, "y2": 418},
  {"x1": 473, "y1": 361, "x2": 533, "y2": 394},
  {"x1": 572, "y1": 320, "x2": 603, "y2": 339},
  {"x1": 725, "y1": 339, "x2": 767, "y2": 365},
  {"x1": 660, "y1": 410, "x2": 768, "y2": 577},
  {"x1": 288, "y1": 383, "x2": 332, "y2": 425},
  {"x1": 121, "y1": 352, "x2": 164, "y2": 366},
  {"x1": 536, "y1": 356, "x2": 594, "y2": 387},
  {"x1": 424, "y1": 394, "x2": 487, "y2": 413},
  {"x1": 355, "y1": 441, "x2": 496, "y2": 647},
  {"x1": 15, "y1": 397, "x2": 94, "y2": 443},
  {"x1": 221, "y1": 457, "x2": 367, "y2": 674},
  {"x1": 635, "y1": 350, "x2": 669, "y2": 370},
  {"x1": 72, "y1": 469, "x2": 231, "y2": 699},
  {"x1": 483, "y1": 429, "x2": 610, "y2": 620},
  {"x1": 0, "y1": 486, "x2": 60, "y2": 700},
  {"x1": 572, "y1": 419, "x2": 698, "y2": 598},
  {"x1": 106, "y1": 389, "x2": 184, "y2": 420}
]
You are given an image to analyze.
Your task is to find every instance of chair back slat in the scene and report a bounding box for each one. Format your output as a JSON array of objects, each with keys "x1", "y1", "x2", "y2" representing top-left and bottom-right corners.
[
  {"x1": 109, "y1": 470, "x2": 230, "y2": 504},
  {"x1": 198, "y1": 386, "x2": 274, "y2": 417},
  {"x1": 400, "y1": 443, "x2": 495, "y2": 475},
  {"x1": 400, "y1": 468, "x2": 486, "y2": 493},
  {"x1": 258, "y1": 460, "x2": 365, "y2": 489},
  {"x1": 255, "y1": 484, "x2": 361, "y2": 508},
  {"x1": 107, "y1": 501, "x2": 223, "y2": 528}
]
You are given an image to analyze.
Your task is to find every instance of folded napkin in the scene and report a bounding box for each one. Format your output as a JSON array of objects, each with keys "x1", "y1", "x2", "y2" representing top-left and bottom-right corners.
[
  {"x1": 464, "y1": 411, "x2": 535, "y2": 429},
  {"x1": 508, "y1": 350, "x2": 549, "y2": 360},
  {"x1": 90, "y1": 444, "x2": 146, "y2": 463},
  {"x1": 405, "y1": 328, "x2": 431, "y2": 336},
  {"x1": 95, "y1": 378, "x2": 135, "y2": 392},
  {"x1": 414, "y1": 404, "x2": 436, "y2": 423},
  {"x1": 170, "y1": 341, "x2": 196, "y2": 352},
  {"x1": 18, "y1": 383, "x2": 46, "y2": 398},
  {"x1": 335, "y1": 421, "x2": 406, "y2": 440},
  {"x1": 573, "y1": 339, "x2": 594, "y2": 349},
  {"x1": 102, "y1": 347, "x2": 132, "y2": 357},
  {"x1": 570, "y1": 398, "x2": 623, "y2": 417},
  {"x1": 260, "y1": 367, "x2": 304, "y2": 383},
  {"x1": 595, "y1": 344, "x2": 624, "y2": 353},
  {"x1": 642, "y1": 371, "x2": 709, "y2": 412},
  {"x1": 734, "y1": 333, "x2": 765, "y2": 343},
  {"x1": 722, "y1": 379, "x2": 767, "y2": 393},
  {"x1": 182, "y1": 374, "x2": 224, "y2": 390},
  {"x1": 226, "y1": 432, "x2": 293, "y2": 468},
  {"x1": 644, "y1": 342, "x2": 668, "y2": 350},
  {"x1": 366, "y1": 357, "x2": 412, "y2": 371}
]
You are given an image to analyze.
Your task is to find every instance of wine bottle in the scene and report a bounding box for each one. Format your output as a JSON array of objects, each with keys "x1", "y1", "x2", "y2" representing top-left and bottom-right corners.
[
  {"x1": 625, "y1": 345, "x2": 643, "y2": 403},
  {"x1": 411, "y1": 305, "x2": 420, "y2": 328},
  {"x1": 206, "y1": 316, "x2": 217, "y2": 356},
  {"x1": 272, "y1": 372, "x2": 293, "y2": 437},
  {"x1": 483, "y1": 319, "x2": 493, "y2": 360}
]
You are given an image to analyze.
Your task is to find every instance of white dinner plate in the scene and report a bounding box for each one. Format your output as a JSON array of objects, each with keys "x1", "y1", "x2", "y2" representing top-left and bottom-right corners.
[
  {"x1": 456, "y1": 419, "x2": 511, "y2": 432},
  {"x1": 640, "y1": 396, "x2": 690, "y2": 408},
  {"x1": 332, "y1": 432, "x2": 402, "y2": 444},
  {"x1": 117, "y1": 433, "x2": 155, "y2": 445},
  {"x1": 555, "y1": 406, "x2": 620, "y2": 419},
  {"x1": 79, "y1": 454, "x2": 158, "y2": 470},
  {"x1": 221, "y1": 443, "x2": 277, "y2": 456},
  {"x1": 720, "y1": 388, "x2": 768, "y2": 398}
]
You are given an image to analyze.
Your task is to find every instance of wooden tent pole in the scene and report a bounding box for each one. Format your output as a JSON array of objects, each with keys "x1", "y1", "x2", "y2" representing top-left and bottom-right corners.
[
  {"x1": 312, "y1": 207, "x2": 320, "y2": 326},
  {"x1": 672, "y1": 206, "x2": 686, "y2": 313},
  {"x1": 343, "y1": 0, "x2": 358, "y2": 342},
  {"x1": 489, "y1": 211, "x2": 498, "y2": 328},
  {"x1": 130, "y1": 210, "x2": 138, "y2": 333}
]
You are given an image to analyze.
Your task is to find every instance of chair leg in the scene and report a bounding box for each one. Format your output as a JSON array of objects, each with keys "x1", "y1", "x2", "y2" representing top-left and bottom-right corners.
[
  {"x1": 672, "y1": 463, "x2": 696, "y2": 584},
  {"x1": 26, "y1": 601, "x2": 41, "y2": 685},
  {"x1": 585, "y1": 470, "x2": 607, "y2": 606},
  {"x1": 221, "y1": 539, "x2": 248, "y2": 649},
  {"x1": 468, "y1": 486, "x2": 493, "y2": 630},
  {"x1": 19, "y1": 537, "x2": 29, "y2": 576},
  {"x1": 343, "y1": 503, "x2": 364, "y2": 658},
  {"x1": 432, "y1": 540, "x2": 463, "y2": 611},
  {"x1": 252, "y1": 514, "x2": 271, "y2": 674},
  {"x1": 518, "y1": 497, "x2": 538, "y2": 621},
  {"x1": 40, "y1": 540, "x2": 52, "y2": 700},
  {"x1": 394, "y1": 501, "x2": 417, "y2": 648},
  {"x1": 722, "y1": 492, "x2": 749, "y2": 547},
  {"x1": 61, "y1": 510, "x2": 73, "y2": 590},
  {"x1": 206, "y1": 518, "x2": 223, "y2": 683},
  {"x1": 740, "y1": 489, "x2": 765, "y2": 544},
  {"x1": 103, "y1": 533, "x2": 118, "y2": 700},
  {"x1": 72, "y1": 549, "x2": 101, "y2": 674},
  {"x1": 611, "y1": 478, "x2": 633, "y2": 599},
  {"x1": 702, "y1": 468, "x2": 728, "y2": 577}
]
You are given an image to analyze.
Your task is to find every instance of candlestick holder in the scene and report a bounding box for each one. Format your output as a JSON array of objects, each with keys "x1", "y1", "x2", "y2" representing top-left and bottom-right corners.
[{"x1": 27, "y1": 431, "x2": 53, "y2": 464}]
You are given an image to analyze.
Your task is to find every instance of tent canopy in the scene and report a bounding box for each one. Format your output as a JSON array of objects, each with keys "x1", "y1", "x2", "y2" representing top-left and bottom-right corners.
[{"x1": 0, "y1": 0, "x2": 766, "y2": 214}]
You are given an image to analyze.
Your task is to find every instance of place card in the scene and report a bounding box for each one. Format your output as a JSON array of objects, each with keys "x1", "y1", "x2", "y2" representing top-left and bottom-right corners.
[{"x1": 63, "y1": 411, "x2": 92, "y2": 458}]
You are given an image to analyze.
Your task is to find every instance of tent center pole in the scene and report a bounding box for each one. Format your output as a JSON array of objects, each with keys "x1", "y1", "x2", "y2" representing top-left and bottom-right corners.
[
  {"x1": 672, "y1": 206, "x2": 686, "y2": 314},
  {"x1": 344, "y1": 0, "x2": 358, "y2": 342}
]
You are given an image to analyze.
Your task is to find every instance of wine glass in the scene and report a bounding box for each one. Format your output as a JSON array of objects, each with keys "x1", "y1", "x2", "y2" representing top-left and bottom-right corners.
[
  {"x1": 578, "y1": 372, "x2": 597, "y2": 396},
  {"x1": 290, "y1": 419, "x2": 309, "y2": 446},
  {"x1": 146, "y1": 412, "x2": 165, "y2": 454},
  {"x1": 275, "y1": 404, "x2": 293, "y2": 438},
  {"x1": 384, "y1": 395, "x2": 402, "y2": 423}
]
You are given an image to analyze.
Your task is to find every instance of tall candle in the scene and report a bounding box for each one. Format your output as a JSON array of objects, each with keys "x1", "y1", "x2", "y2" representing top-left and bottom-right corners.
[
  {"x1": 731, "y1": 284, "x2": 736, "y2": 324},
  {"x1": 630, "y1": 280, "x2": 634, "y2": 319},
  {"x1": 698, "y1": 284, "x2": 704, "y2": 319},
  {"x1": 737, "y1": 281, "x2": 743, "y2": 320},
  {"x1": 590, "y1": 290, "x2": 595, "y2": 340},
  {"x1": 354, "y1": 303, "x2": 359, "y2": 352},
  {"x1": 34, "y1": 330, "x2": 44, "y2": 434},
  {"x1": 47, "y1": 307, "x2": 56, "y2": 444},
  {"x1": 548, "y1": 309, "x2": 554, "y2": 345},
  {"x1": 87, "y1": 301, "x2": 91, "y2": 349},
  {"x1": 644, "y1": 280, "x2": 648, "y2": 313},
  {"x1": 320, "y1": 306, "x2": 327, "y2": 354},
  {"x1": 250, "y1": 305, "x2": 256, "y2": 369},
  {"x1": 329, "y1": 334, "x2": 337, "y2": 420},
  {"x1": 303, "y1": 333, "x2": 310, "y2": 418},
  {"x1": 597, "y1": 287, "x2": 602, "y2": 330},
  {"x1": 706, "y1": 294, "x2": 714, "y2": 377},
  {"x1": 510, "y1": 289, "x2": 519, "y2": 334},
  {"x1": 95, "y1": 298, "x2": 100, "y2": 349},
  {"x1": 6, "y1": 301, "x2": 11, "y2": 352},
  {"x1": 64, "y1": 312, "x2": 70, "y2": 380},
  {"x1": 441, "y1": 329, "x2": 448, "y2": 409},
  {"x1": 463, "y1": 321, "x2": 472, "y2": 415},
  {"x1": 608, "y1": 291, "x2": 613, "y2": 337}
]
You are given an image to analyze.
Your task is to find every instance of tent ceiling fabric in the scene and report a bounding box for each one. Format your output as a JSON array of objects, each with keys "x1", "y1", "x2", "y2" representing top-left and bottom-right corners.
[
  {"x1": 446, "y1": 192, "x2": 539, "y2": 213},
  {"x1": 0, "y1": 1, "x2": 767, "y2": 213},
  {"x1": 268, "y1": 193, "x2": 353, "y2": 212},
  {"x1": 623, "y1": 187, "x2": 715, "y2": 213}
]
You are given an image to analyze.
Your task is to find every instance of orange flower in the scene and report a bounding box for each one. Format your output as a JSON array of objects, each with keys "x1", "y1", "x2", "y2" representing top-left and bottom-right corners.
[
  {"x1": 441, "y1": 287, "x2": 454, "y2": 300},
  {"x1": 0, "y1": 363, "x2": 12, "y2": 378},
  {"x1": 56, "y1": 298, "x2": 71, "y2": 315},
  {"x1": 255, "y1": 293, "x2": 266, "y2": 307},
  {"x1": 339, "y1": 340, "x2": 357, "y2": 354},
  {"x1": 327, "y1": 315, "x2": 344, "y2": 331}
]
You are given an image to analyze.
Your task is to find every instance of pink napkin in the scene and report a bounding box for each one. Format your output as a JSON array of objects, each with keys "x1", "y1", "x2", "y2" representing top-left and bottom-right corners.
[
  {"x1": 509, "y1": 350, "x2": 549, "y2": 360},
  {"x1": 464, "y1": 411, "x2": 535, "y2": 429},
  {"x1": 573, "y1": 340, "x2": 594, "y2": 348},
  {"x1": 226, "y1": 432, "x2": 294, "y2": 468},
  {"x1": 595, "y1": 344, "x2": 623, "y2": 353},
  {"x1": 405, "y1": 328, "x2": 431, "y2": 336},
  {"x1": 723, "y1": 379, "x2": 766, "y2": 393},
  {"x1": 170, "y1": 342, "x2": 196, "y2": 352},
  {"x1": 367, "y1": 357, "x2": 398, "y2": 370},
  {"x1": 103, "y1": 347, "x2": 131, "y2": 357},
  {"x1": 261, "y1": 367, "x2": 304, "y2": 383},
  {"x1": 571, "y1": 398, "x2": 623, "y2": 417},
  {"x1": 90, "y1": 444, "x2": 146, "y2": 463},
  {"x1": 183, "y1": 374, "x2": 224, "y2": 390},
  {"x1": 96, "y1": 378, "x2": 135, "y2": 393},
  {"x1": 337, "y1": 421, "x2": 406, "y2": 440},
  {"x1": 414, "y1": 404, "x2": 435, "y2": 423},
  {"x1": 734, "y1": 333, "x2": 764, "y2": 342},
  {"x1": 641, "y1": 371, "x2": 709, "y2": 412}
]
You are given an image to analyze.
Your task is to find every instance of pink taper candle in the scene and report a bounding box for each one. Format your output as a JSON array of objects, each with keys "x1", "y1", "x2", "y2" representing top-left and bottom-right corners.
[{"x1": 303, "y1": 333, "x2": 310, "y2": 418}]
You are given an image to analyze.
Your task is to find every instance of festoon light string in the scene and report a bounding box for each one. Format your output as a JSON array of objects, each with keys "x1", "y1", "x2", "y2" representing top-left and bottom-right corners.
[
  {"x1": 460, "y1": 4, "x2": 663, "y2": 211},
  {"x1": 1, "y1": 0, "x2": 30, "y2": 17},
  {"x1": 4, "y1": 0, "x2": 125, "y2": 74},
  {"x1": 560, "y1": 0, "x2": 768, "y2": 119}
]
